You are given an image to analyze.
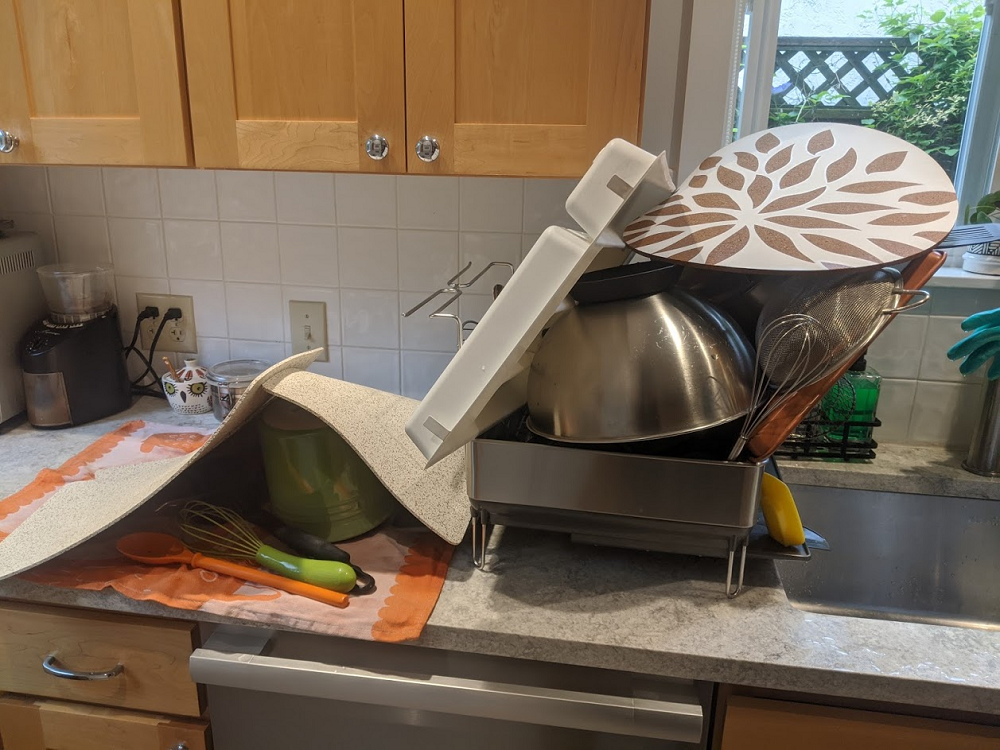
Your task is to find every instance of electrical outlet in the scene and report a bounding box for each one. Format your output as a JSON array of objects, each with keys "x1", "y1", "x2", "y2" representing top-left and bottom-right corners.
[
  {"x1": 289, "y1": 300, "x2": 328, "y2": 361},
  {"x1": 135, "y1": 293, "x2": 197, "y2": 353}
]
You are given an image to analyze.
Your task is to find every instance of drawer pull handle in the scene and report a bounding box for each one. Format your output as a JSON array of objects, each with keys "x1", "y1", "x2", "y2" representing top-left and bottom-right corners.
[
  {"x1": 0, "y1": 130, "x2": 18, "y2": 154},
  {"x1": 42, "y1": 654, "x2": 124, "y2": 681}
]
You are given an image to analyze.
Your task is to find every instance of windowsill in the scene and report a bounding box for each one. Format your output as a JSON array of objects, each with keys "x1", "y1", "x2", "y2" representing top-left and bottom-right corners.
[{"x1": 925, "y1": 267, "x2": 1000, "y2": 289}]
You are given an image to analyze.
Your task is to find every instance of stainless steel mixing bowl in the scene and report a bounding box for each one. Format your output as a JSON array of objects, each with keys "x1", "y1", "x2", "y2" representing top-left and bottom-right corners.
[{"x1": 526, "y1": 290, "x2": 755, "y2": 443}]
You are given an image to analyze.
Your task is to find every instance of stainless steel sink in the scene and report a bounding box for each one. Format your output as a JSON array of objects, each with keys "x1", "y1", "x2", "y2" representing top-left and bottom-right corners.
[{"x1": 776, "y1": 484, "x2": 1000, "y2": 630}]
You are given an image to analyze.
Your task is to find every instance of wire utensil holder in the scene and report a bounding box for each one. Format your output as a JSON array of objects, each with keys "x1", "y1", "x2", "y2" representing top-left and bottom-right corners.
[{"x1": 401, "y1": 261, "x2": 514, "y2": 350}]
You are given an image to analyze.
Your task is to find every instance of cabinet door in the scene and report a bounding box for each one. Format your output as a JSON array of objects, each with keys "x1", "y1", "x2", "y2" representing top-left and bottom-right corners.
[
  {"x1": 180, "y1": 0, "x2": 406, "y2": 172},
  {"x1": 0, "y1": 0, "x2": 191, "y2": 166},
  {"x1": 0, "y1": 694, "x2": 209, "y2": 750},
  {"x1": 404, "y1": 0, "x2": 649, "y2": 177},
  {"x1": 721, "y1": 697, "x2": 1000, "y2": 750}
]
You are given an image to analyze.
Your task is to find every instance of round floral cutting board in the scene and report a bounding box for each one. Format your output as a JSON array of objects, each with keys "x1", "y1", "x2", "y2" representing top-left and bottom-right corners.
[{"x1": 623, "y1": 123, "x2": 958, "y2": 272}]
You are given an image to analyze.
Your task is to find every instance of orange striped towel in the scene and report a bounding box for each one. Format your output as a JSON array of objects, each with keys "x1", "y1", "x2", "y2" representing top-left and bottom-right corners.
[{"x1": 1, "y1": 420, "x2": 454, "y2": 642}]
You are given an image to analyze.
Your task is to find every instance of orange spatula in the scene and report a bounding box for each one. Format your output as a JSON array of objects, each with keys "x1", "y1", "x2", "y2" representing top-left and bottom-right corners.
[{"x1": 117, "y1": 532, "x2": 349, "y2": 608}]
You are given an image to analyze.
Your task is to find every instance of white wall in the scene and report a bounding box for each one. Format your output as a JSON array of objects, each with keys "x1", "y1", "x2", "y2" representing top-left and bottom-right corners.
[
  {"x1": 0, "y1": 163, "x2": 993, "y2": 449},
  {"x1": 0, "y1": 166, "x2": 576, "y2": 399}
]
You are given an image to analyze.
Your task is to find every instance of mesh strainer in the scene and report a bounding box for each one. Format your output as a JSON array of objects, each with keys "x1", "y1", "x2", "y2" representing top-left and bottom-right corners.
[
  {"x1": 727, "y1": 267, "x2": 929, "y2": 461},
  {"x1": 756, "y1": 267, "x2": 927, "y2": 383}
]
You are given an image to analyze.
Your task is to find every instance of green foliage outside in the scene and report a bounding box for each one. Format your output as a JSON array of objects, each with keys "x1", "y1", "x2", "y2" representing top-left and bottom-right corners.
[
  {"x1": 768, "y1": 0, "x2": 984, "y2": 178},
  {"x1": 864, "y1": 0, "x2": 984, "y2": 176}
]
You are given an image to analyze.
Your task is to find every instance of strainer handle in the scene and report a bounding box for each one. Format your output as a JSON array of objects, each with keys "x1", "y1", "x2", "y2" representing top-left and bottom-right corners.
[{"x1": 887, "y1": 288, "x2": 930, "y2": 313}]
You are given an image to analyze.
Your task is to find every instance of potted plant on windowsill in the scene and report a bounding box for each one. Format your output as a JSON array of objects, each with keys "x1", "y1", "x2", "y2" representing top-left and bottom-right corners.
[{"x1": 962, "y1": 190, "x2": 1000, "y2": 275}]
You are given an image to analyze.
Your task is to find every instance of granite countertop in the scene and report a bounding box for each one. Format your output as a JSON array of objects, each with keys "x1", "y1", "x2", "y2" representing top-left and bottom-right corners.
[
  {"x1": 2, "y1": 398, "x2": 1000, "y2": 716},
  {"x1": 780, "y1": 442, "x2": 1000, "y2": 500}
]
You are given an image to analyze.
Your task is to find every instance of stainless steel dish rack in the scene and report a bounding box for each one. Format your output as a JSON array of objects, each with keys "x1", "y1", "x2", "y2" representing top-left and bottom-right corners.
[
  {"x1": 406, "y1": 259, "x2": 820, "y2": 598},
  {"x1": 467, "y1": 438, "x2": 818, "y2": 597}
]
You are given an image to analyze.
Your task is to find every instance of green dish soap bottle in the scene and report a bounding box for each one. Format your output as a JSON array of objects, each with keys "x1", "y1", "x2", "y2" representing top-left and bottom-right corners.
[{"x1": 821, "y1": 353, "x2": 882, "y2": 442}]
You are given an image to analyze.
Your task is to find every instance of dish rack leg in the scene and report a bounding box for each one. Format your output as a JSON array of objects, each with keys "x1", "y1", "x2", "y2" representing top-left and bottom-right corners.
[
  {"x1": 470, "y1": 507, "x2": 491, "y2": 570},
  {"x1": 725, "y1": 537, "x2": 748, "y2": 599}
]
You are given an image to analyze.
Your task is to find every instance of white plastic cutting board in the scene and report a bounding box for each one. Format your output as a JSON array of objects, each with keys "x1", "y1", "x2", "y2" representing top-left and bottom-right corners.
[{"x1": 406, "y1": 139, "x2": 675, "y2": 467}]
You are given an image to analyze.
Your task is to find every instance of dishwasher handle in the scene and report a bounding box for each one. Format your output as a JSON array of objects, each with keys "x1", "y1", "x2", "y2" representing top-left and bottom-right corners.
[{"x1": 190, "y1": 628, "x2": 703, "y2": 744}]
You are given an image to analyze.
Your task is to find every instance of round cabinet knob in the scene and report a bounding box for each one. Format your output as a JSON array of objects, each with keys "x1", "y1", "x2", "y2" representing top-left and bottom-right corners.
[
  {"x1": 414, "y1": 135, "x2": 440, "y2": 163},
  {"x1": 0, "y1": 130, "x2": 19, "y2": 154},
  {"x1": 365, "y1": 134, "x2": 389, "y2": 161}
]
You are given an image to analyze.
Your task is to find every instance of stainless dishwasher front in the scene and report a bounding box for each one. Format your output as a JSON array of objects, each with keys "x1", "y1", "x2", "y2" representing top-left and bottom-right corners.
[{"x1": 192, "y1": 626, "x2": 710, "y2": 749}]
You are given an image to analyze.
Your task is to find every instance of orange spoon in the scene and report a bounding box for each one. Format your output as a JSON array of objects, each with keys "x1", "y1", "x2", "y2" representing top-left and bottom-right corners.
[{"x1": 116, "y1": 532, "x2": 349, "y2": 608}]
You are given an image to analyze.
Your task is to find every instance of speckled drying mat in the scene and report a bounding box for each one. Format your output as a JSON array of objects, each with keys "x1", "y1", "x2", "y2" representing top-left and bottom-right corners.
[
  {"x1": 0, "y1": 417, "x2": 454, "y2": 642},
  {"x1": 0, "y1": 351, "x2": 467, "y2": 641}
]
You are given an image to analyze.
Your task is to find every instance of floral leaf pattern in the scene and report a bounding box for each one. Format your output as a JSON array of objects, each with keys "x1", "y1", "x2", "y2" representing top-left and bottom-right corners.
[
  {"x1": 826, "y1": 148, "x2": 857, "y2": 181},
  {"x1": 623, "y1": 123, "x2": 958, "y2": 271}
]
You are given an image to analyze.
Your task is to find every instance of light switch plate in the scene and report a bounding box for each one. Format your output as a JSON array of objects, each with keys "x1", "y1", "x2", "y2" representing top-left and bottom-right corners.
[
  {"x1": 289, "y1": 300, "x2": 329, "y2": 361},
  {"x1": 135, "y1": 293, "x2": 197, "y2": 353}
]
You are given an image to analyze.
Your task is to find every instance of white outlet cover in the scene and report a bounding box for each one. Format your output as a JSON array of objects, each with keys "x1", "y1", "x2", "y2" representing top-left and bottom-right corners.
[
  {"x1": 134, "y1": 293, "x2": 197, "y2": 353},
  {"x1": 289, "y1": 300, "x2": 328, "y2": 361}
]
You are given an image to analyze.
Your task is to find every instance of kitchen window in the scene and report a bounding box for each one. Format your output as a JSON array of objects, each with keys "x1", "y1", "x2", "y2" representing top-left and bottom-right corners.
[{"x1": 694, "y1": 0, "x2": 1000, "y2": 213}]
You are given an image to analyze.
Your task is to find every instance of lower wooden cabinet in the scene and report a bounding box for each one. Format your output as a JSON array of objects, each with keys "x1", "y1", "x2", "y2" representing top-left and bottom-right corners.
[
  {"x1": 0, "y1": 694, "x2": 209, "y2": 750},
  {"x1": 720, "y1": 696, "x2": 1000, "y2": 750},
  {"x1": 0, "y1": 601, "x2": 203, "y2": 717}
]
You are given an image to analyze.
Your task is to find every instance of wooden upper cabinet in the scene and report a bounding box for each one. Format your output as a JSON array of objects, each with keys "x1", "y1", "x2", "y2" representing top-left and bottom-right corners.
[
  {"x1": 180, "y1": 0, "x2": 406, "y2": 172},
  {"x1": 0, "y1": 0, "x2": 192, "y2": 166},
  {"x1": 404, "y1": 0, "x2": 649, "y2": 177}
]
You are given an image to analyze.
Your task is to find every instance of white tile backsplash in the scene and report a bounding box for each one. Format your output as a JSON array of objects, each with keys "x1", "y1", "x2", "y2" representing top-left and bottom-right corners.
[
  {"x1": 459, "y1": 232, "x2": 521, "y2": 292},
  {"x1": 397, "y1": 176, "x2": 459, "y2": 230},
  {"x1": 401, "y1": 350, "x2": 454, "y2": 399},
  {"x1": 193, "y1": 336, "x2": 230, "y2": 366},
  {"x1": 217, "y1": 170, "x2": 276, "y2": 222},
  {"x1": 342, "y1": 347, "x2": 400, "y2": 393},
  {"x1": 168, "y1": 279, "x2": 229, "y2": 338},
  {"x1": 229, "y1": 339, "x2": 286, "y2": 362},
  {"x1": 919, "y1": 316, "x2": 980, "y2": 383},
  {"x1": 908, "y1": 380, "x2": 985, "y2": 447},
  {"x1": 48, "y1": 167, "x2": 104, "y2": 215},
  {"x1": 276, "y1": 172, "x2": 337, "y2": 225},
  {"x1": 397, "y1": 230, "x2": 459, "y2": 292},
  {"x1": 6, "y1": 162, "x2": 995, "y2": 449},
  {"x1": 54, "y1": 215, "x2": 111, "y2": 265},
  {"x1": 158, "y1": 169, "x2": 218, "y2": 220},
  {"x1": 278, "y1": 224, "x2": 338, "y2": 287},
  {"x1": 163, "y1": 219, "x2": 223, "y2": 280},
  {"x1": 109, "y1": 218, "x2": 167, "y2": 278},
  {"x1": 335, "y1": 174, "x2": 397, "y2": 228},
  {"x1": 225, "y1": 282, "x2": 284, "y2": 341},
  {"x1": 338, "y1": 227, "x2": 398, "y2": 290},
  {"x1": 523, "y1": 178, "x2": 577, "y2": 233},
  {"x1": 103, "y1": 168, "x2": 160, "y2": 218},
  {"x1": 341, "y1": 289, "x2": 399, "y2": 348},
  {"x1": 460, "y1": 177, "x2": 524, "y2": 231},
  {"x1": 0, "y1": 166, "x2": 50, "y2": 213},
  {"x1": 221, "y1": 221, "x2": 280, "y2": 282},
  {"x1": 399, "y1": 291, "x2": 461, "y2": 352},
  {"x1": 873, "y1": 378, "x2": 917, "y2": 443},
  {"x1": 866, "y1": 314, "x2": 928, "y2": 380}
]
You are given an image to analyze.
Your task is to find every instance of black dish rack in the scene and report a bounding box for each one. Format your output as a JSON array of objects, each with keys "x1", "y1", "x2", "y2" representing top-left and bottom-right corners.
[{"x1": 774, "y1": 416, "x2": 881, "y2": 461}]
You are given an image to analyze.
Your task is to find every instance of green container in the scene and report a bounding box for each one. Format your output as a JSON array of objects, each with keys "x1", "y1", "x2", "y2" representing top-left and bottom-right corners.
[{"x1": 258, "y1": 400, "x2": 396, "y2": 542}]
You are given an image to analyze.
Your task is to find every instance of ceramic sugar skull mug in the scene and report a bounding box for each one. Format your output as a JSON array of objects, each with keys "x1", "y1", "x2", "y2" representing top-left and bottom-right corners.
[{"x1": 162, "y1": 358, "x2": 213, "y2": 415}]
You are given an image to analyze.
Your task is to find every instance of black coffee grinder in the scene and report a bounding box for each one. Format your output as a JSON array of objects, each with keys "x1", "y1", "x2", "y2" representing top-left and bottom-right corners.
[{"x1": 19, "y1": 265, "x2": 130, "y2": 428}]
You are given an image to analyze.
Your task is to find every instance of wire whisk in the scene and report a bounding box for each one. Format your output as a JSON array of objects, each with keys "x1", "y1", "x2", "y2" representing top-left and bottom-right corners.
[
  {"x1": 178, "y1": 501, "x2": 357, "y2": 593},
  {"x1": 728, "y1": 314, "x2": 832, "y2": 461}
]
